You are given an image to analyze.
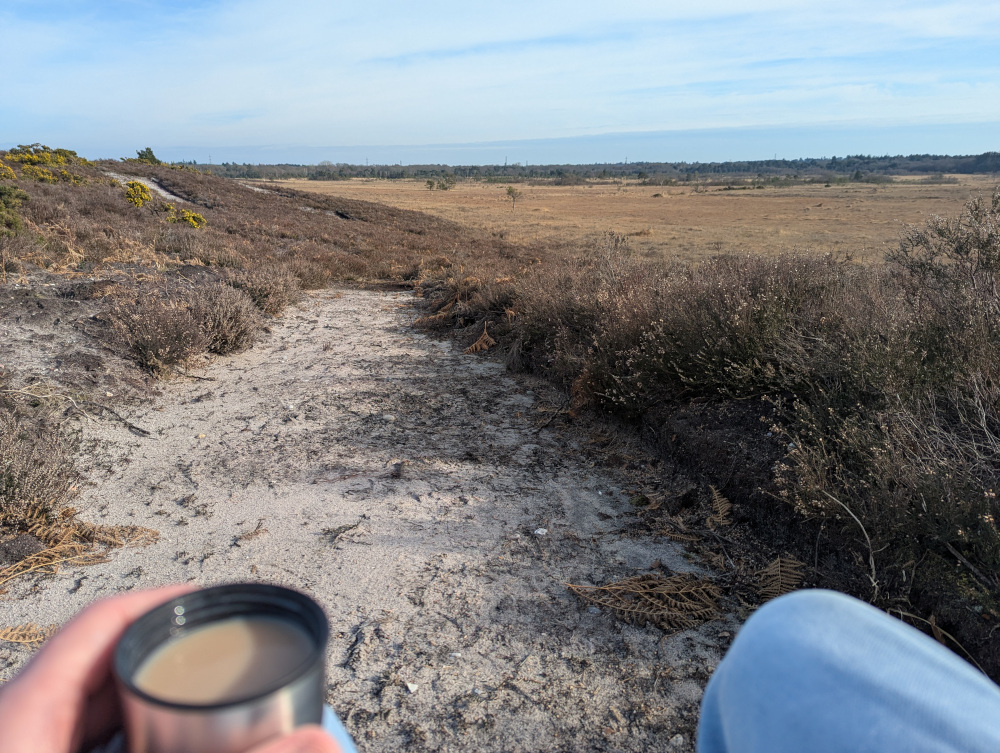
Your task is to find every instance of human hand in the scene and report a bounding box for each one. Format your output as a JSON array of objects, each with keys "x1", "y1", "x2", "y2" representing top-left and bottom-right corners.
[{"x1": 0, "y1": 586, "x2": 341, "y2": 753}]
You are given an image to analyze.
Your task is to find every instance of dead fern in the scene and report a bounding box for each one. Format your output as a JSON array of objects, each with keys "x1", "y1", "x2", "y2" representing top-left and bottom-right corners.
[
  {"x1": 706, "y1": 486, "x2": 733, "y2": 529},
  {"x1": 658, "y1": 515, "x2": 699, "y2": 543},
  {"x1": 0, "y1": 623, "x2": 57, "y2": 646},
  {"x1": 19, "y1": 504, "x2": 159, "y2": 549},
  {"x1": 414, "y1": 298, "x2": 456, "y2": 326},
  {"x1": 568, "y1": 573, "x2": 721, "y2": 634},
  {"x1": 465, "y1": 324, "x2": 497, "y2": 354},
  {"x1": 0, "y1": 542, "x2": 109, "y2": 590},
  {"x1": 232, "y1": 518, "x2": 268, "y2": 546},
  {"x1": 0, "y1": 623, "x2": 57, "y2": 647},
  {"x1": 70, "y1": 521, "x2": 160, "y2": 548},
  {"x1": 0, "y1": 507, "x2": 159, "y2": 591},
  {"x1": 707, "y1": 551, "x2": 728, "y2": 572},
  {"x1": 757, "y1": 556, "x2": 805, "y2": 600}
]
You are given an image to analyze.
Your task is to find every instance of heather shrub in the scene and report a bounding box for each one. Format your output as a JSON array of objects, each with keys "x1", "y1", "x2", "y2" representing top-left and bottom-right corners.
[
  {"x1": 189, "y1": 283, "x2": 261, "y2": 354},
  {"x1": 106, "y1": 293, "x2": 208, "y2": 373},
  {"x1": 778, "y1": 192, "x2": 1000, "y2": 601},
  {"x1": 484, "y1": 200, "x2": 1000, "y2": 659},
  {"x1": 319, "y1": 250, "x2": 369, "y2": 280},
  {"x1": 285, "y1": 257, "x2": 332, "y2": 289},
  {"x1": 584, "y1": 253, "x2": 859, "y2": 411},
  {"x1": 204, "y1": 245, "x2": 246, "y2": 268},
  {"x1": 154, "y1": 225, "x2": 205, "y2": 259},
  {"x1": 889, "y1": 189, "x2": 1000, "y2": 300},
  {"x1": 511, "y1": 233, "x2": 662, "y2": 387},
  {"x1": 0, "y1": 406, "x2": 78, "y2": 526},
  {"x1": 223, "y1": 266, "x2": 302, "y2": 315},
  {"x1": 576, "y1": 241, "x2": 1000, "y2": 600}
]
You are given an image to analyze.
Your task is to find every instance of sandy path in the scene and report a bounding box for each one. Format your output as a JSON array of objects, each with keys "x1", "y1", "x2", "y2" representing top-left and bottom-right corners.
[
  {"x1": 102, "y1": 172, "x2": 189, "y2": 203},
  {"x1": 1, "y1": 288, "x2": 724, "y2": 752}
]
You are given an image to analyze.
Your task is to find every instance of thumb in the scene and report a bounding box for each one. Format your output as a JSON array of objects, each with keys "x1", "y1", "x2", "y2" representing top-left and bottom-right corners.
[{"x1": 247, "y1": 726, "x2": 342, "y2": 753}]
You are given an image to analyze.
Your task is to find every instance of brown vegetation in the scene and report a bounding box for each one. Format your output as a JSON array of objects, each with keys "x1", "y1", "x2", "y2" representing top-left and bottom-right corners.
[
  {"x1": 0, "y1": 406, "x2": 78, "y2": 526},
  {"x1": 280, "y1": 175, "x2": 995, "y2": 262},
  {"x1": 2, "y1": 144, "x2": 999, "y2": 679}
]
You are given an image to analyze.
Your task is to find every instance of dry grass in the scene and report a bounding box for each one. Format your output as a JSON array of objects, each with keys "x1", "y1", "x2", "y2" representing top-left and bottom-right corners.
[{"x1": 279, "y1": 175, "x2": 996, "y2": 263}]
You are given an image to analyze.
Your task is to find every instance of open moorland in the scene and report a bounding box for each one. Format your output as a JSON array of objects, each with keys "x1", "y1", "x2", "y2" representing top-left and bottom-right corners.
[
  {"x1": 277, "y1": 175, "x2": 996, "y2": 262},
  {"x1": 1, "y1": 146, "x2": 1000, "y2": 751}
]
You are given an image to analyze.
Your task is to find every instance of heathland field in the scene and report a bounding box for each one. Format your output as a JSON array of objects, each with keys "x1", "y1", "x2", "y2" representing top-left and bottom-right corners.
[
  {"x1": 278, "y1": 175, "x2": 996, "y2": 261},
  {"x1": 2, "y1": 148, "x2": 1000, "y2": 736}
]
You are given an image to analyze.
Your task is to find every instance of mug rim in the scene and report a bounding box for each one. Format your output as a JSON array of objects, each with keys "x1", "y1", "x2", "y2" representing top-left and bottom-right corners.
[{"x1": 113, "y1": 582, "x2": 329, "y2": 711}]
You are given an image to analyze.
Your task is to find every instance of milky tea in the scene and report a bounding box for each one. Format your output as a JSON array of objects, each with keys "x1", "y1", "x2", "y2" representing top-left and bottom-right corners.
[{"x1": 134, "y1": 616, "x2": 313, "y2": 705}]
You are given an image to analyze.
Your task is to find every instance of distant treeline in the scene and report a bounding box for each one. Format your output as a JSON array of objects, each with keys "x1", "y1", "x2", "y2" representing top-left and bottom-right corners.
[{"x1": 192, "y1": 151, "x2": 1000, "y2": 183}]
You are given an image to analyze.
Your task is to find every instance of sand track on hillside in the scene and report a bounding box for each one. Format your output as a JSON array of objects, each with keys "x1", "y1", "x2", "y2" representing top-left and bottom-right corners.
[{"x1": 1, "y1": 288, "x2": 726, "y2": 752}]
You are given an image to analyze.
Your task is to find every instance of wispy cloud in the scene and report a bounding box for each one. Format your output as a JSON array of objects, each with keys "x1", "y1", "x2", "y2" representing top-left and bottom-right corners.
[
  {"x1": 1, "y1": 1, "x2": 997, "y2": 161},
  {"x1": 368, "y1": 30, "x2": 636, "y2": 66}
]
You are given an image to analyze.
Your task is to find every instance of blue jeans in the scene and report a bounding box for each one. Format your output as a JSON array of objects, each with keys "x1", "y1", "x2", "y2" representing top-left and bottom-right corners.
[{"x1": 697, "y1": 589, "x2": 1000, "y2": 753}]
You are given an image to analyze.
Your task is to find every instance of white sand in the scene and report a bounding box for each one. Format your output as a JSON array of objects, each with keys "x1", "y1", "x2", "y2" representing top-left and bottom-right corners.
[{"x1": 1, "y1": 288, "x2": 729, "y2": 752}]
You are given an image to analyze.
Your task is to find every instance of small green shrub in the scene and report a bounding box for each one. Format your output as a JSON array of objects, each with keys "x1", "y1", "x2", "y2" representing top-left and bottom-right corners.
[
  {"x1": 135, "y1": 147, "x2": 162, "y2": 165},
  {"x1": 0, "y1": 185, "x2": 28, "y2": 236},
  {"x1": 0, "y1": 163, "x2": 16, "y2": 181}
]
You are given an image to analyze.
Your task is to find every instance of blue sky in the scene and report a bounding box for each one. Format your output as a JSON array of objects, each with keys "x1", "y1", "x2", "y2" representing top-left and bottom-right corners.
[{"x1": 1, "y1": 1, "x2": 998, "y2": 164}]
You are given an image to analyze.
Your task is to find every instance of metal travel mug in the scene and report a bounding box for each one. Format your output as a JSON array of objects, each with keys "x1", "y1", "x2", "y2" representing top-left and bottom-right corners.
[{"x1": 113, "y1": 583, "x2": 329, "y2": 753}]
